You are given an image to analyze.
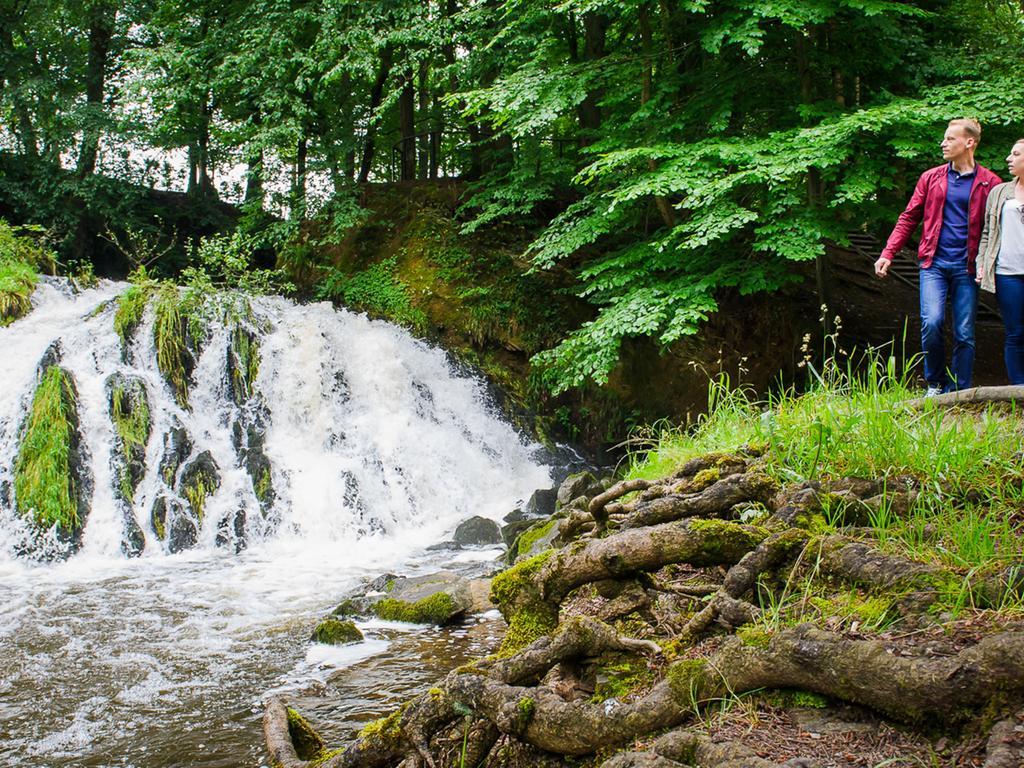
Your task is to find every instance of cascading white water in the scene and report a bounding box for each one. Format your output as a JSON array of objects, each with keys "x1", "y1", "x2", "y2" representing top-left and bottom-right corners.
[{"x1": 0, "y1": 280, "x2": 552, "y2": 767}]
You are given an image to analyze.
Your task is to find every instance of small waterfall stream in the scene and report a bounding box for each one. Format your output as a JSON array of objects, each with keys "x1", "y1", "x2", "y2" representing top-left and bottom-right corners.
[{"x1": 0, "y1": 280, "x2": 552, "y2": 767}]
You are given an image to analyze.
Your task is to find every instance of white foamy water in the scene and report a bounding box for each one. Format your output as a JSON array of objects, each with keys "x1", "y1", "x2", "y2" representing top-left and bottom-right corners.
[{"x1": 0, "y1": 280, "x2": 551, "y2": 767}]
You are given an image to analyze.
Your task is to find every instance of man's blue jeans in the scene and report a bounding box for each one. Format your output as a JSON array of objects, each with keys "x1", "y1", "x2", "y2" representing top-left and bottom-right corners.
[
  {"x1": 919, "y1": 261, "x2": 978, "y2": 391},
  {"x1": 996, "y1": 274, "x2": 1024, "y2": 385}
]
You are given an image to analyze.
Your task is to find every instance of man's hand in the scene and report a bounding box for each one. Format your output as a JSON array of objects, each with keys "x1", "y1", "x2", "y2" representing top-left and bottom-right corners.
[
  {"x1": 976, "y1": 266, "x2": 984, "y2": 285},
  {"x1": 874, "y1": 256, "x2": 891, "y2": 278}
]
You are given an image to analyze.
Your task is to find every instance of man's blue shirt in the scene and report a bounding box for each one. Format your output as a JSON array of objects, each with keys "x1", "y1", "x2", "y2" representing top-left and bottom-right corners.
[{"x1": 934, "y1": 163, "x2": 976, "y2": 265}]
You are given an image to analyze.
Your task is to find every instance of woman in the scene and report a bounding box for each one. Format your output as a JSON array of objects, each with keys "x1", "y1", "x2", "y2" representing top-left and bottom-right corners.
[{"x1": 977, "y1": 139, "x2": 1024, "y2": 384}]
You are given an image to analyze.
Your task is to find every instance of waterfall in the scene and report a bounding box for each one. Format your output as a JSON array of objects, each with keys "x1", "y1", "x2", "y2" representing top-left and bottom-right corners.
[{"x1": 0, "y1": 278, "x2": 551, "y2": 562}]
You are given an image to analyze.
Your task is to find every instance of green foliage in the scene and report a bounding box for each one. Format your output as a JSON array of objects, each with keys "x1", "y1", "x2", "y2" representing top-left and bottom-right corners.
[
  {"x1": 317, "y1": 257, "x2": 427, "y2": 332},
  {"x1": 14, "y1": 366, "x2": 80, "y2": 534},
  {"x1": 0, "y1": 220, "x2": 54, "y2": 326}
]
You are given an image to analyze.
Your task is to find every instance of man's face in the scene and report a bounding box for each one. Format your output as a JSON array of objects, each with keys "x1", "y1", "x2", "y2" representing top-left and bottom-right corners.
[{"x1": 941, "y1": 126, "x2": 975, "y2": 162}]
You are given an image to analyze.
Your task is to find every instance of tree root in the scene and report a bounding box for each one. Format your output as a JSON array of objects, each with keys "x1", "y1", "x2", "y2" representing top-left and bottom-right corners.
[
  {"x1": 589, "y1": 479, "x2": 655, "y2": 532},
  {"x1": 904, "y1": 384, "x2": 1024, "y2": 409},
  {"x1": 678, "y1": 528, "x2": 808, "y2": 641},
  {"x1": 621, "y1": 471, "x2": 777, "y2": 530},
  {"x1": 983, "y1": 708, "x2": 1024, "y2": 768}
]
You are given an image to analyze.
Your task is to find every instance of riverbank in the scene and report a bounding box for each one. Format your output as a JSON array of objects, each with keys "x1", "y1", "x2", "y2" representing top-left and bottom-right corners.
[{"x1": 267, "y1": 368, "x2": 1024, "y2": 767}]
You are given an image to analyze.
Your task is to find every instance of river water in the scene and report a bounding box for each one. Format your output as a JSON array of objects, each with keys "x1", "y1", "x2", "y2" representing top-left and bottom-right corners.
[{"x1": 0, "y1": 281, "x2": 551, "y2": 767}]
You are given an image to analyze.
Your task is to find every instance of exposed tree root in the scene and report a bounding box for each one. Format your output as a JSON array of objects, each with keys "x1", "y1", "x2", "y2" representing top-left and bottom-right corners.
[
  {"x1": 983, "y1": 708, "x2": 1024, "y2": 768},
  {"x1": 904, "y1": 384, "x2": 1024, "y2": 409},
  {"x1": 266, "y1": 458, "x2": 1024, "y2": 768}
]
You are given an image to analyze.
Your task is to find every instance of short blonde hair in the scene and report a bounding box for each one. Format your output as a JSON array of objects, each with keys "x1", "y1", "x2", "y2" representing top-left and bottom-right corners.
[{"x1": 948, "y1": 118, "x2": 982, "y2": 144}]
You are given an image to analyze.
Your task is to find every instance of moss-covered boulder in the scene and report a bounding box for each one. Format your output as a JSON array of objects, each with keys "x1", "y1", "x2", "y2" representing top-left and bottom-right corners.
[
  {"x1": 179, "y1": 450, "x2": 219, "y2": 525},
  {"x1": 158, "y1": 420, "x2": 192, "y2": 487},
  {"x1": 152, "y1": 283, "x2": 196, "y2": 408},
  {"x1": 14, "y1": 352, "x2": 92, "y2": 558},
  {"x1": 231, "y1": 402, "x2": 274, "y2": 515},
  {"x1": 150, "y1": 494, "x2": 198, "y2": 553},
  {"x1": 310, "y1": 618, "x2": 364, "y2": 645},
  {"x1": 106, "y1": 374, "x2": 151, "y2": 499},
  {"x1": 373, "y1": 571, "x2": 473, "y2": 625},
  {"x1": 226, "y1": 324, "x2": 260, "y2": 405}
]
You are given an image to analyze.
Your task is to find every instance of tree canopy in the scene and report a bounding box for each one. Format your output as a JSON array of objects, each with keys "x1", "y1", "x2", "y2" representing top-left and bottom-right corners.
[{"x1": 2, "y1": 0, "x2": 1022, "y2": 391}]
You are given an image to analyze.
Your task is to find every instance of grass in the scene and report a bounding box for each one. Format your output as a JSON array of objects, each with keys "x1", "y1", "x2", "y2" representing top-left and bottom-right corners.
[
  {"x1": 14, "y1": 366, "x2": 80, "y2": 533},
  {"x1": 114, "y1": 282, "x2": 152, "y2": 347},
  {"x1": 153, "y1": 283, "x2": 192, "y2": 408},
  {"x1": 626, "y1": 356, "x2": 1024, "y2": 598},
  {"x1": 316, "y1": 257, "x2": 427, "y2": 332}
]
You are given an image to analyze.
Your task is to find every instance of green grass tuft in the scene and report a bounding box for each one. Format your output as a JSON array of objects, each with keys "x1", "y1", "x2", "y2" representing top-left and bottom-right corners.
[
  {"x1": 114, "y1": 283, "x2": 152, "y2": 346},
  {"x1": 14, "y1": 366, "x2": 81, "y2": 533},
  {"x1": 152, "y1": 284, "x2": 192, "y2": 408}
]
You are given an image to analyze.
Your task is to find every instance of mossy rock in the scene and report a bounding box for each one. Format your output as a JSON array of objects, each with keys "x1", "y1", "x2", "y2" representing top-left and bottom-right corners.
[
  {"x1": 226, "y1": 324, "x2": 260, "y2": 405},
  {"x1": 105, "y1": 373, "x2": 151, "y2": 503},
  {"x1": 373, "y1": 571, "x2": 473, "y2": 625},
  {"x1": 158, "y1": 420, "x2": 192, "y2": 488},
  {"x1": 311, "y1": 618, "x2": 364, "y2": 645},
  {"x1": 508, "y1": 518, "x2": 562, "y2": 564},
  {"x1": 556, "y1": 471, "x2": 601, "y2": 508},
  {"x1": 179, "y1": 450, "x2": 220, "y2": 525},
  {"x1": 14, "y1": 354, "x2": 92, "y2": 557}
]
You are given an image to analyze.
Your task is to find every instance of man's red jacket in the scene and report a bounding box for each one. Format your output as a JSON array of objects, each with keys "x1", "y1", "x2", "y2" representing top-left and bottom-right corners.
[{"x1": 880, "y1": 163, "x2": 1002, "y2": 270}]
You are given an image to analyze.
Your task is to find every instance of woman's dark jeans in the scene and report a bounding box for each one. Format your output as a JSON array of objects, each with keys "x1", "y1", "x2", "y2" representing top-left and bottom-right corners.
[{"x1": 996, "y1": 273, "x2": 1024, "y2": 385}]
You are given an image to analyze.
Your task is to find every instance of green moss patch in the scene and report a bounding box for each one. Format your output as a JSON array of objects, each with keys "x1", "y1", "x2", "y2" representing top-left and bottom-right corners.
[
  {"x1": 0, "y1": 257, "x2": 37, "y2": 326},
  {"x1": 311, "y1": 618, "x2": 364, "y2": 645},
  {"x1": 490, "y1": 550, "x2": 558, "y2": 655},
  {"x1": 14, "y1": 366, "x2": 82, "y2": 534},
  {"x1": 228, "y1": 324, "x2": 260, "y2": 403},
  {"x1": 286, "y1": 707, "x2": 325, "y2": 761},
  {"x1": 373, "y1": 592, "x2": 458, "y2": 625}
]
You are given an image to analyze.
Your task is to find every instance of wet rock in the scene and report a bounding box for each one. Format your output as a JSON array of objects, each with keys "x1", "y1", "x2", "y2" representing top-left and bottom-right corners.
[
  {"x1": 453, "y1": 516, "x2": 502, "y2": 546},
  {"x1": 524, "y1": 487, "x2": 557, "y2": 518},
  {"x1": 468, "y1": 579, "x2": 495, "y2": 613},
  {"x1": 105, "y1": 373, "x2": 151, "y2": 501},
  {"x1": 232, "y1": 400, "x2": 275, "y2": 514},
  {"x1": 310, "y1": 618, "x2": 363, "y2": 645},
  {"x1": 556, "y1": 471, "x2": 600, "y2": 508},
  {"x1": 216, "y1": 509, "x2": 247, "y2": 552},
  {"x1": 375, "y1": 571, "x2": 473, "y2": 625},
  {"x1": 508, "y1": 518, "x2": 562, "y2": 564},
  {"x1": 226, "y1": 325, "x2": 260, "y2": 406},
  {"x1": 332, "y1": 573, "x2": 399, "y2": 617},
  {"x1": 121, "y1": 512, "x2": 145, "y2": 558},
  {"x1": 151, "y1": 495, "x2": 197, "y2": 553},
  {"x1": 158, "y1": 420, "x2": 192, "y2": 487},
  {"x1": 179, "y1": 450, "x2": 220, "y2": 524}
]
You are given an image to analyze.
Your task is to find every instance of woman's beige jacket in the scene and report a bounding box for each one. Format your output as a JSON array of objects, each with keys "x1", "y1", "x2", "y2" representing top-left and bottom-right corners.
[{"x1": 977, "y1": 181, "x2": 1018, "y2": 293}]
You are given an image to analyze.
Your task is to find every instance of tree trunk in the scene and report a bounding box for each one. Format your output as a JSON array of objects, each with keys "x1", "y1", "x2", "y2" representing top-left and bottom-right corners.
[
  {"x1": 292, "y1": 134, "x2": 307, "y2": 218},
  {"x1": 357, "y1": 46, "x2": 393, "y2": 184},
  {"x1": 417, "y1": 60, "x2": 429, "y2": 180},
  {"x1": 399, "y1": 70, "x2": 416, "y2": 181},
  {"x1": 76, "y1": 1, "x2": 115, "y2": 178},
  {"x1": 576, "y1": 12, "x2": 606, "y2": 146},
  {"x1": 639, "y1": 3, "x2": 675, "y2": 229}
]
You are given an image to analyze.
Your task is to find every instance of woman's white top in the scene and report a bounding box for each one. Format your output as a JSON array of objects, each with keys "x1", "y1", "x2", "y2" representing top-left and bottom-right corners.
[{"x1": 996, "y1": 198, "x2": 1024, "y2": 275}]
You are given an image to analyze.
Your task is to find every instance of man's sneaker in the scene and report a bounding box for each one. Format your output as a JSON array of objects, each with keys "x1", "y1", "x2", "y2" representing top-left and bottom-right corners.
[{"x1": 924, "y1": 385, "x2": 943, "y2": 398}]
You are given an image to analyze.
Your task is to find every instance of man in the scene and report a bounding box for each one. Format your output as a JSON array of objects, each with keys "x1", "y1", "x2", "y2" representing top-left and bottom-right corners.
[{"x1": 874, "y1": 118, "x2": 1001, "y2": 394}]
